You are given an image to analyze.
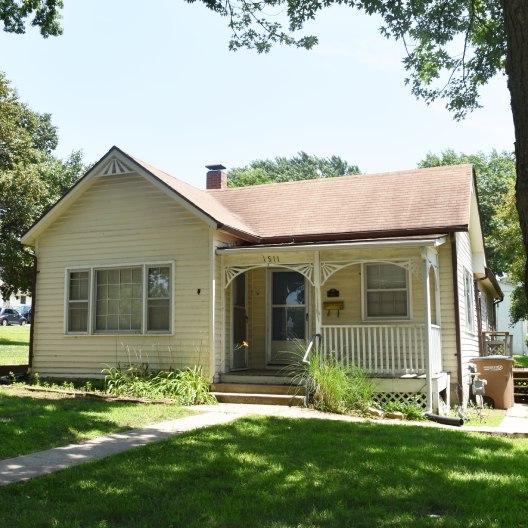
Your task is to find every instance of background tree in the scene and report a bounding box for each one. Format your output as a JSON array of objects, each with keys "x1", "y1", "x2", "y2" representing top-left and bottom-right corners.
[
  {"x1": 228, "y1": 152, "x2": 359, "y2": 187},
  {"x1": 1, "y1": 0, "x2": 62, "y2": 37},
  {"x1": 0, "y1": 73, "x2": 85, "y2": 299},
  {"x1": 419, "y1": 149, "x2": 515, "y2": 274},
  {"x1": 188, "y1": 0, "x2": 528, "y2": 298}
]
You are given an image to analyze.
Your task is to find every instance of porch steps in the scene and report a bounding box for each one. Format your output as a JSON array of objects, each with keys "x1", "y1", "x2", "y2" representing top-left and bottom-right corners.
[
  {"x1": 219, "y1": 373, "x2": 302, "y2": 386},
  {"x1": 513, "y1": 369, "x2": 528, "y2": 404},
  {"x1": 210, "y1": 383, "x2": 306, "y2": 407}
]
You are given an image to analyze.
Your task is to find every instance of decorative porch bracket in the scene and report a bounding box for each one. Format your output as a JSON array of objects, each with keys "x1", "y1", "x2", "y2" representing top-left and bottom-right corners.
[{"x1": 224, "y1": 263, "x2": 315, "y2": 288}]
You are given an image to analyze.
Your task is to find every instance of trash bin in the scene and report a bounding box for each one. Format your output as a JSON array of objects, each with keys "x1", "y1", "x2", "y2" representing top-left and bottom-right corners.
[{"x1": 471, "y1": 356, "x2": 514, "y2": 410}]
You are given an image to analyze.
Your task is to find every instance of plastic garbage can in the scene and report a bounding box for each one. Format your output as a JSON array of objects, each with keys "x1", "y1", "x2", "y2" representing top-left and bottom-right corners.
[{"x1": 471, "y1": 356, "x2": 514, "y2": 410}]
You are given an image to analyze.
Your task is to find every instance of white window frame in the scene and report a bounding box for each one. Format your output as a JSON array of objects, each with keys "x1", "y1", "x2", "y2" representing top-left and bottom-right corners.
[
  {"x1": 361, "y1": 261, "x2": 412, "y2": 321},
  {"x1": 463, "y1": 268, "x2": 475, "y2": 332},
  {"x1": 64, "y1": 261, "x2": 175, "y2": 336},
  {"x1": 64, "y1": 268, "x2": 91, "y2": 335}
]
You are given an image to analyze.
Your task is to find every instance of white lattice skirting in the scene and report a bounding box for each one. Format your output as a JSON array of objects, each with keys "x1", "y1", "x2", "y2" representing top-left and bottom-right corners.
[{"x1": 373, "y1": 392, "x2": 427, "y2": 408}]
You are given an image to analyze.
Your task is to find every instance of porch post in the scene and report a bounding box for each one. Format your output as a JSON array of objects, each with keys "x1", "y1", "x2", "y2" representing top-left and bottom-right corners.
[
  {"x1": 220, "y1": 254, "x2": 226, "y2": 377},
  {"x1": 314, "y1": 251, "x2": 322, "y2": 337},
  {"x1": 422, "y1": 249, "x2": 433, "y2": 412}
]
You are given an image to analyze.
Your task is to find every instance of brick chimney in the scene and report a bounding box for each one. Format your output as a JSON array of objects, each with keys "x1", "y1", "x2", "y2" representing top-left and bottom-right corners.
[{"x1": 206, "y1": 164, "x2": 227, "y2": 190}]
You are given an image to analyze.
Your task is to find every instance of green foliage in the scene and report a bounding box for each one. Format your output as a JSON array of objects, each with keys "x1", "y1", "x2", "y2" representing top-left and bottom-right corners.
[
  {"x1": 514, "y1": 355, "x2": 528, "y2": 368},
  {"x1": 1, "y1": 0, "x2": 63, "y2": 37},
  {"x1": 383, "y1": 400, "x2": 425, "y2": 421},
  {"x1": 228, "y1": 151, "x2": 360, "y2": 187},
  {"x1": 190, "y1": 0, "x2": 506, "y2": 119},
  {"x1": 0, "y1": 73, "x2": 85, "y2": 299},
  {"x1": 419, "y1": 149, "x2": 516, "y2": 274},
  {"x1": 304, "y1": 352, "x2": 374, "y2": 414},
  {"x1": 487, "y1": 179, "x2": 528, "y2": 323},
  {"x1": 103, "y1": 365, "x2": 216, "y2": 405}
]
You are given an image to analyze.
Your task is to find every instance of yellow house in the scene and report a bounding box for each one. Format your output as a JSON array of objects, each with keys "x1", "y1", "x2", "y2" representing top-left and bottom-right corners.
[{"x1": 21, "y1": 146, "x2": 503, "y2": 413}]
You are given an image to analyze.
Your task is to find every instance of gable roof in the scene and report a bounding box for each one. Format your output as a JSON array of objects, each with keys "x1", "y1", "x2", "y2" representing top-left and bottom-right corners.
[{"x1": 22, "y1": 146, "x2": 474, "y2": 246}]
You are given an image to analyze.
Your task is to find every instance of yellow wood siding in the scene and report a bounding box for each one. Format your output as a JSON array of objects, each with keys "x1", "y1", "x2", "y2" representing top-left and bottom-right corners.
[
  {"x1": 33, "y1": 172, "x2": 212, "y2": 378},
  {"x1": 455, "y1": 231, "x2": 480, "y2": 402}
]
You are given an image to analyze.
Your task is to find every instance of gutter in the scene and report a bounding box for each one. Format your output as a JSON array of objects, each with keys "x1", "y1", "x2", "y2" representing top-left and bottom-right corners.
[
  {"x1": 217, "y1": 236, "x2": 447, "y2": 254},
  {"x1": 450, "y1": 233, "x2": 464, "y2": 405}
]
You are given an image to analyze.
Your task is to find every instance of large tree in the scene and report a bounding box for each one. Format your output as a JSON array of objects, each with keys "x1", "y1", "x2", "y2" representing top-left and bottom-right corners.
[
  {"x1": 228, "y1": 152, "x2": 359, "y2": 187},
  {"x1": 0, "y1": 0, "x2": 62, "y2": 36},
  {"x1": 188, "y1": 0, "x2": 528, "y2": 295},
  {"x1": 419, "y1": 149, "x2": 516, "y2": 274},
  {"x1": 0, "y1": 73, "x2": 85, "y2": 299}
]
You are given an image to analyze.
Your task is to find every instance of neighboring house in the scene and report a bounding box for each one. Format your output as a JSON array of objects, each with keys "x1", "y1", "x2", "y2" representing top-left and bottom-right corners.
[
  {"x1": 497, "y1": 276, "x2": 528, "y2": 355},
  {"x1": 0, "y1": 280, "x2": 31, "y2": 310},
  {"x1": 21, "y1": 146, "x2": 504, "y2": 413}
]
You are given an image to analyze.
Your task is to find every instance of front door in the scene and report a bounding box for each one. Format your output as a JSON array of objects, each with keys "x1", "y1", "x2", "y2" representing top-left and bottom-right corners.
[
  {"x1": 269, "y1": 270, "x2": 307, "y2": 365},
  {"x1": 232, "y1": 273, "x2": 248, "y2": 370}
]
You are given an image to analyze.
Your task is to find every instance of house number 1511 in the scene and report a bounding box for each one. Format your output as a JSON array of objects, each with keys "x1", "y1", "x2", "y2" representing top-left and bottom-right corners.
[{"x1": 263, "y1": 255, "x2": 280, "y2": 263}]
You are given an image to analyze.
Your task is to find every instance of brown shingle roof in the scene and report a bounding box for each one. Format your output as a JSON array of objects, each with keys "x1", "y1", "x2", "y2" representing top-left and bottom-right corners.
[
  {"x1": 130, "y1": 152, "x2": 473, "y2": 243},
  {"x1": 206, "y1": 165, "x2": 473, "y2": 242}
]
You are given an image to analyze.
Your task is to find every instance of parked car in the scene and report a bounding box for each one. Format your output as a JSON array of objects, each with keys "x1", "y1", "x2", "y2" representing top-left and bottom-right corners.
[
  {"x1": 0, "y1": 308, "x2": 27, "y2": 326},
  {"x1": 16, "y1": 305, "x2": 31, "y2": 323}
]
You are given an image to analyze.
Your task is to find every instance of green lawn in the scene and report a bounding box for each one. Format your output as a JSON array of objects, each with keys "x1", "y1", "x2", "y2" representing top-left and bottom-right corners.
[
  {"x1": 0, "y1": 324, "x2": 30, "y2": 365},
  {"x1": 514, "y1": 354, "x2": 528, "y2": 368},
  {"x1": 0, "y1": 385, "x2": 190, "y2": 459},
  {"x1": 0, "y1": 417, "x2": 526, "y2": 528}
]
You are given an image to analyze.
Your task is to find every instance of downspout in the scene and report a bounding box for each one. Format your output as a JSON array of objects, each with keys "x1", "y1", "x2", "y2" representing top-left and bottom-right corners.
[
  {"x1": 474, "y1": 279, "x2": 484, "y2": 356},
  {"x1": 28, "y1": 254, "x2": 37, "y2": 373},
  {"x1": 450, "y1": 233, "x2": 464, "y2": 405}
]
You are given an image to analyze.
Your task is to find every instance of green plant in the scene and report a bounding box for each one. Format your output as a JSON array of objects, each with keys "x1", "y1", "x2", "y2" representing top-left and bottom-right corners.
[
  {"x1": 382, "y1": 401, "x2": 426, "y2": 421},
  {"x1": 301, "y1": 352, "x2": 374, "y2": 414},
  {"x1": 103, "y1": 365, "x2": 216, "y2": 405}
]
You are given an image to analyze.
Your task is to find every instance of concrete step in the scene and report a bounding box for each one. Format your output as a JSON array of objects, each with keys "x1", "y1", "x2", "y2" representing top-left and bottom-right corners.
[
  {"x1": 219, "y1": 373, "x2": 302, "y2": 385},
  {"x1": 211, "y1": 383, "x2": 306, "y2": 396},
  {"x1": 211, "y1": 391, "x2": 305, "y2": 406}
]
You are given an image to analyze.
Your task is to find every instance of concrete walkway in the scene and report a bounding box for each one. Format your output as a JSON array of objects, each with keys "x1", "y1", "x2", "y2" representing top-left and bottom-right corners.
[
  {"x1": 0, "y1": 410, "x2": 242, "y2": 487},
  {"x1": 2, "y1": 402, "x2": 527, "y2": 487}
]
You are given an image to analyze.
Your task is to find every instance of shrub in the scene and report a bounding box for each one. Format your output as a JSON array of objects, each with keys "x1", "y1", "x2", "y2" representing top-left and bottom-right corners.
[
  {"x1": 103, "y1": 365, "x2": 216, "y2": 405},
  {"x1": 383, "y1": 400, "x2": 426, "y2": 421},
  {"x1": 303, "y1": 352, "x2": 374, "y2": 414}
]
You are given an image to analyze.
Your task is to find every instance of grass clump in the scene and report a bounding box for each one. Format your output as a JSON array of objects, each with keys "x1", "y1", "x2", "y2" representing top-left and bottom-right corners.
[
  {"x1": 103, "y1": 364, "x2": 216, "y2": 405},
  {"x1": 304, "y1": 352, "x2": 374, "y2": 414},
  {"x1": 513, "y1": 354, "x2": 528, "y2": 368},
  {"x1": 382, "y1": 400, "x2": 426, "y2": 421}
]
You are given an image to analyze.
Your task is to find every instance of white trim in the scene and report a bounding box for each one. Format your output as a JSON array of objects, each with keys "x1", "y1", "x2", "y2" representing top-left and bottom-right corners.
[
  {"x1": 361, "y1": 261, "x2": 412, "y2": 322},
  {"x1": 463, "y1": 267, "x2": 475, "y2": 333},
  {"x1": 217, "y1": 236, "x2": 447, "y2": 254},
  {"x1": 64, "y1": 260, "x2": 175, "y2": 336}
]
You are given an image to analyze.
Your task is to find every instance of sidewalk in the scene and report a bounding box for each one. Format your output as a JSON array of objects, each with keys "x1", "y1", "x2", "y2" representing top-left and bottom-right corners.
[{"x1": 0, "y1": 410, "x2": 243, "y2": 487}]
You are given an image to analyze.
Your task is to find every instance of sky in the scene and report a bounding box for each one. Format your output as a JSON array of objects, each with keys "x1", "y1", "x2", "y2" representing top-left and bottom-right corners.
[{"x1": 0, "y1": 0, "x2": 515, "y2": 188}]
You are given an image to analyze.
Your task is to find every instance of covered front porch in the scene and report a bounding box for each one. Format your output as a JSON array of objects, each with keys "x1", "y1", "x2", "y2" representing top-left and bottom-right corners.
[{"x1": 217, "y1": 236, "x2": 450, "y2": 412}]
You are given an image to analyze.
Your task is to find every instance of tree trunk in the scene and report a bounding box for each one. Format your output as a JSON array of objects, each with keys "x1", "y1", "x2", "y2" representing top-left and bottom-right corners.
[{"x1": 503, "y1": 1, "x2": 528, "y2": 298}]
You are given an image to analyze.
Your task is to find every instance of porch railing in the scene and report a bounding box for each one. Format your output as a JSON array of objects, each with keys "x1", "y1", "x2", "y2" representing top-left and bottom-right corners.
[
  {"x1": 482, "y1": 332, "x2": 513, "y2": 357},
  {"x1": 320, "y1": 324, "x2": 442, "y2": 376}
]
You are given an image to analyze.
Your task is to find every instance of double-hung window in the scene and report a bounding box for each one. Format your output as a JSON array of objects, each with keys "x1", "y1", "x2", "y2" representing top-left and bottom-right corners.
[
  {"x1": 364, "y1": 263, "x2": 410, "y2": 319},
  {"x1": 66, "y1": 264, "x2": 172, "y2": 334},
  {"x1": 67, "y1": 270, "x2": 90, "y2": 333}
]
